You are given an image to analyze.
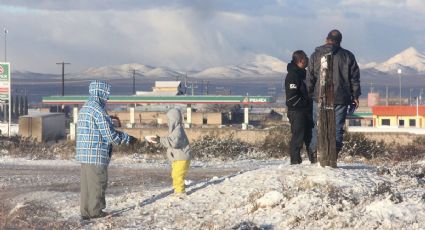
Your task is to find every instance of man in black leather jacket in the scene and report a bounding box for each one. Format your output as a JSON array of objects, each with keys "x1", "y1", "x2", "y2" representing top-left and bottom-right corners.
[
  {"x1": 285, "y1": 50, "x2": 315, "y2": 164},
  {"x1": 306, "y1": 29, "x2": 361, "y2": 157}
]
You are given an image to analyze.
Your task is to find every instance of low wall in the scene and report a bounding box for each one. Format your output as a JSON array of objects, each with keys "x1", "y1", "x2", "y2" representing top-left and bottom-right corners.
[
  {"x1": 121, "y1": 127, "x2": 424, "y2": 146},
  {"x1": 348, "y1": 127, "x2": 425, "y2": 145},
  {"x1": 353, "y1": 132, "x2": 421, "y2": 145},
  {"x1": 121, "y1": 127, "x2": 269, "y2": 145}
]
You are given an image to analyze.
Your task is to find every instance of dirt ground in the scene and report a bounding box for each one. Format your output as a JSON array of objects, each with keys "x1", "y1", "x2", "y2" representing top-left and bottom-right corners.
[{"x1": 0, "y1": 162, "x2": 242, "y2": 229}]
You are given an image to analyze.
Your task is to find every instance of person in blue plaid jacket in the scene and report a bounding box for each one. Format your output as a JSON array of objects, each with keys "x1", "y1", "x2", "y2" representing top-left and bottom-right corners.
[{"x1": 76, "y1": 80, "x2": 136, "y2": 220}]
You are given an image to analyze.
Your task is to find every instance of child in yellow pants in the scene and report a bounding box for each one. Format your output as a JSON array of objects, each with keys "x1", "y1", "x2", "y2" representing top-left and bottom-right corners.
[
  {"x1": 172, "y1": 160, "x2": 190, "y2": 193},
  {"x1": 148, "y1": 109, "x2": 191, "y2": 194}
]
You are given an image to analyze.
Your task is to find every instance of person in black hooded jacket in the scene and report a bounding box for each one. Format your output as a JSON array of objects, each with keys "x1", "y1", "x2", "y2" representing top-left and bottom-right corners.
[{"x1": 285, "y1": 50, "x2": 316, "y2": 165}]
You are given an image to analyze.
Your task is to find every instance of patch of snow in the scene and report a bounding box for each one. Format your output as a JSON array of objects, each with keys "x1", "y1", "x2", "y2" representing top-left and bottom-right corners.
[
  {"x1": 2, "y1": 155, "x2": 424, "y2": 229},
  {"x1": 256, "y1": 190, "x2": 283, "y2": 208}
]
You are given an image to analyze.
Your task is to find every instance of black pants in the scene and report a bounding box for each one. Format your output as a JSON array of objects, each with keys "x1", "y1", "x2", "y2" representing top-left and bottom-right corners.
[{"x1": 287, "y1": 110, "x2": 313, "y2": 164}]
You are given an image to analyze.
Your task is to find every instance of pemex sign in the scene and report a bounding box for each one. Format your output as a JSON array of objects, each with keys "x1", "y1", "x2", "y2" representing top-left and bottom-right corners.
[{"x1": 0, "y1": 63, "x2": 10, "y2": 101}]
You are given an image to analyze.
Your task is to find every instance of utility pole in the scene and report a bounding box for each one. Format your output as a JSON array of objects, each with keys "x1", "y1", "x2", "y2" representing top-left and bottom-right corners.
[
  {"x1": 132, "y1": 69, "x2": 136, "y2": 95},
  {"x1": 318, "y1": 53, "x2": 337, "y2": 168},
  {"x1": 4, "y1": 28, "x2": 7, "y2": 62},
  {"x1": 397, "y1": 68, "x2": 402, "y2": 105},
  {"x1": 386, "y1": 86, "x2": 389, "y2": 106},
  {"x1": 184, "y1": 74, "x2": 188, "y2": 95},
  {"x1": 56, "y1": 62, "x2": 70, "y2": 96}
]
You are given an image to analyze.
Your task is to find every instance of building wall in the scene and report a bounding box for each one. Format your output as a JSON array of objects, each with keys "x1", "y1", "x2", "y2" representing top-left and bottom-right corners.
[
  {"x1": 191, "y1": 113, "x2": 204, "y2": 125},
  {"x1": 373, "y1": 115, "x2": 424, "y2": 128},
  {"x1": 19, "y1": 113, "x2": 66, "y2": 142},
  {"x1": 368, "y1": 93, "x2": 380, "y2": 107},
  {"x1": 206, "y1": 113, "x2": 222, "y2": 125}
]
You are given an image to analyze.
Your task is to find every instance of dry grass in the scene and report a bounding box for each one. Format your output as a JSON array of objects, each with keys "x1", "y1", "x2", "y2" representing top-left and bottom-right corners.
[{"x1": 261, "y1": 126, "x2": 291, "y2": 158}]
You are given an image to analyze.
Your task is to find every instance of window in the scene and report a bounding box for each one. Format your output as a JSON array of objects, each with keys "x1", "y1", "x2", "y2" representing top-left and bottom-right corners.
[
  {"x1": 409, "y1": 119, "x2": 416, "y2": 127},
  {"x1": 348, "y1": 119, "x2": 361, "y2": 126},
  {"x1": 399, "y1": 119, "x2": 405, "y2": 127},
  {"x1": 381, "y1": 119, "x2": 390, "y2": 126}
]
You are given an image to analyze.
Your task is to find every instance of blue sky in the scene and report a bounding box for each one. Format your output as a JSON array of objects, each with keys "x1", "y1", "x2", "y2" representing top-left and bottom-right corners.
[{"x1": 0, "y1": 0, "x2": 424, "y2": 73}]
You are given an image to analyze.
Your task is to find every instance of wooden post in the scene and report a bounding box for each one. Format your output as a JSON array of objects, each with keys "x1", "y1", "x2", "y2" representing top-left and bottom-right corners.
[{"x1": 317, "y1": 53, "x2": 337, "y2": 168}]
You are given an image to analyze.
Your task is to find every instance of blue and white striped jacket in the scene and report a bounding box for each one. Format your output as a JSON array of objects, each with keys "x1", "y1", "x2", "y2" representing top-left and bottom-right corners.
[{"x1": 76, "y1": 80, "x2": 130, "y2": 166}]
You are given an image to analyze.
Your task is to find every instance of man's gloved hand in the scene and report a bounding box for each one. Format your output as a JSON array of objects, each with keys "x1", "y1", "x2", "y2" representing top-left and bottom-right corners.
[{"x1": 129, "y1": 136, "x2": 138, "y2": 145}]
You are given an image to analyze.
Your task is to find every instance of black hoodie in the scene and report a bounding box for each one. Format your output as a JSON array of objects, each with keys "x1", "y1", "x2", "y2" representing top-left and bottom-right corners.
[
  {"x1": 306, "y1": 44, "x2": 361, "y2": 105},
  {"x1": 285, "y1": 62, "x2": 309, "y2": 110}
]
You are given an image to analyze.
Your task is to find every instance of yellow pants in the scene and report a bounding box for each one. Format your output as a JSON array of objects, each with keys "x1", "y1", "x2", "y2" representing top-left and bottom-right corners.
[{"x1": 171, "y1": 160, "x2": 190, "y2": 193}]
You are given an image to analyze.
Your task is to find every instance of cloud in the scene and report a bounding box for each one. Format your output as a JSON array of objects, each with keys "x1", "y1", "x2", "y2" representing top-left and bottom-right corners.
[{"x1": 0, "y1": 0, "x2": 424, "y2": 73}]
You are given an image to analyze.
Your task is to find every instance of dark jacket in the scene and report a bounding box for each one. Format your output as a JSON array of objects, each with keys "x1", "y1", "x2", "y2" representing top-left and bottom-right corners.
[
  {"x1": 285, "y1": 62, "x2": 309, "y2": 111},
  {"x1": 306, "y1": 44, "x2": 361, "y2": 105}
]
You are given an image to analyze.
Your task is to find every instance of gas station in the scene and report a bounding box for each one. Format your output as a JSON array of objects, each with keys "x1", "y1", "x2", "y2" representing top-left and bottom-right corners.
[{"x1": 42, "y1": 95, "x2": 273, "y2": 139}]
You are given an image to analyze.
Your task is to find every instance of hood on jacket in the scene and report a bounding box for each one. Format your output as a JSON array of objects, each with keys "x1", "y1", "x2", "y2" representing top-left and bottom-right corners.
[
  {"x1": 166, "y1": 108, "x2": 183, "y2": 133},
  {"x1": 315, "y1": 44, "x2": 340, "y2": 56},
  {"x1": 89, "y1": 80, "x2": 111, "y2": 103},
  {"x1": 287, "y1": 62, "x2": 306, "y2": 80}
]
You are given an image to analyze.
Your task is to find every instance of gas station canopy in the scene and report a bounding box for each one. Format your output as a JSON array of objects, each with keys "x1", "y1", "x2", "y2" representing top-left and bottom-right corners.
[{"x1": 42, "y1": 95, "x2": 273, "y2": 105}]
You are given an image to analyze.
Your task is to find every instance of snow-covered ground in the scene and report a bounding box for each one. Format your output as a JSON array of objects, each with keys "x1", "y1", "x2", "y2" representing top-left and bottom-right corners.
[{"x1": 2, "y1": 156, "x2": 425, "y2": 229}]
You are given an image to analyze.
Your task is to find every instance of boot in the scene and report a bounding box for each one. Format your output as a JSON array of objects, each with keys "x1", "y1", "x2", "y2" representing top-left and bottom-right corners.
[{"x1": 307, "y1": 149, "x2": 317, "y2": 164}]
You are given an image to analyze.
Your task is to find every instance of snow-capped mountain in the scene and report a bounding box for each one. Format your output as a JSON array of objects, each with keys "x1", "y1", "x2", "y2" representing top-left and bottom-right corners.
[
  {"x1": 14, "y1": 48, "x2": 425, "y2": 81},
  {"x1": 69, "y1": 63, "x2": 182, "y2": 79},
  {"x1": 65, "y1": 54, "x2": 287, "y2": 80},
  {"x1": 192, "y1": 54, "x2": 287, "y2": 78},
  {"x1": 363, "y1": 47, "x2": 425, "y2": 74}
]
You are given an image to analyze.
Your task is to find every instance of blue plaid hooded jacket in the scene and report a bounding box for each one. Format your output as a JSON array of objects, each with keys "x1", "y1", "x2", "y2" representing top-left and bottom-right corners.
[{"x1": 75, "y1": 80, "x2": 130, "y2": 166}]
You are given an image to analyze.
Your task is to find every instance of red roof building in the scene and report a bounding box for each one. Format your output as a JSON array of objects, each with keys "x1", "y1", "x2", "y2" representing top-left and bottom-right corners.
[{"x1": 372, "y1": 106, "x2": 425, "y2": 128}]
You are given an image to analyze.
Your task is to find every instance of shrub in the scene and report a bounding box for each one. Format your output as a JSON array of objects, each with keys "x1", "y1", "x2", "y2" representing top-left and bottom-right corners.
[
  {"x1": 260, "y1": 126, "x2": 291, "y2": 158},
  {"x1": 340, "y1": 132, "x2": 388, "y2": 159},
  {"x1": 191, "y1": 135, "x2": 254, "y2": 160},
  {"x1": 114, "y1": 140, "x2": 165, "y2": 156},
  {"x1": 391, "y1": 136, "x2": 425, "y2": 162},
  {"x1": 0, "y1": 136, "x2": 75, "y2": 160}
]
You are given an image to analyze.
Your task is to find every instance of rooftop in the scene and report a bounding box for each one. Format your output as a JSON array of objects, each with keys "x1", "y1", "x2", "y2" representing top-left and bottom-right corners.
[{"x1": 372, "y1": 105, "x2": 425, "y2": 116}]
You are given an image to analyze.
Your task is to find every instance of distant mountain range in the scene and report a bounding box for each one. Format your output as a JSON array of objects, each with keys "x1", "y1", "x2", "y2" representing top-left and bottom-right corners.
[
  {"x1": 360, "y1": 47, "x2": 425, "y2": 75},
  {"x1": 64, "y1": 54, "x2": 286, "y2": 80},
  {"x1": 12, "y1": 47, "x2": 425, "y2": 81}
]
